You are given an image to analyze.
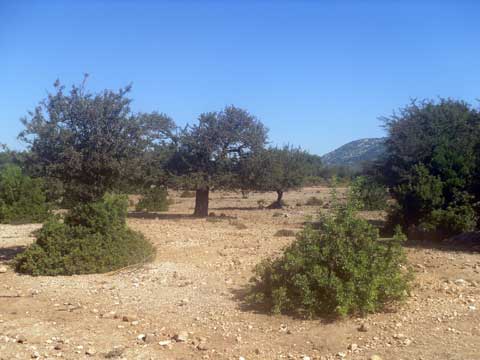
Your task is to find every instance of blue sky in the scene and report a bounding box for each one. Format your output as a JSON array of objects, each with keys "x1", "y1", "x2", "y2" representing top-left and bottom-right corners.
[{"x1": 1, "y1": 1, "x2": 479, "y2": 155}]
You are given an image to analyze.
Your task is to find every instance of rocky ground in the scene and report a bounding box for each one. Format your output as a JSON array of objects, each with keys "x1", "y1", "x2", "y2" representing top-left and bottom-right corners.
[{"x1": 1, "y1": 187, "x2": 479, "y2": 360}]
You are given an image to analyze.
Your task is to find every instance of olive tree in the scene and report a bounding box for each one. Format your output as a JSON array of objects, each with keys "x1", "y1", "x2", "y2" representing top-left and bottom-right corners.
[{"x1": 169, "y1": 106, "x2": 268, "y2": 217}]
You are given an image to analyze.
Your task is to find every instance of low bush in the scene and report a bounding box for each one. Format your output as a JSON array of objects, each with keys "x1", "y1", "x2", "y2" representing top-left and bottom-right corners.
[
  {"x1": 135, "y1": 187, "x2": 169, "y2": 212},
  {"x1": 274, "y1": 229, "x2": 296, "y2": 237},
  {"x1": 180, "y1": 190, "x2": 196, "y2": 198},
  {"x1": 248, "y1": 196, "x2": 411, "y2": 318},
  {"x1": 305, "y1": 196, "x2": 323, "y2": 206},
  {"x1": 350, "y1": 176, "x2": 388, "y2": 211},
  {"x1": 15, "y1": 194, "x2": 155, "y2": 276},
  {"x1": 0, "y1": 165, "x2": 49, "y2": 224}
]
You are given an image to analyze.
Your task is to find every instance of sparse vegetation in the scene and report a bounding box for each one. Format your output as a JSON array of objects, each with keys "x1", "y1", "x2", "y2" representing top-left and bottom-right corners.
[
  {"x1": 0, "y1": 165, "x2": 49, "y2": 224},
  {"x1": 273, "y1": 229, "x2": 296, "y2": 237},
  {"x1": 135, "y1": 187, "x2": 169, "y2": 212},
  {"x1": 350, "y1": 176, "x2": 387, "y2": 211},
  {"x1": 305, "y1": 196, "x2": 323, "y2": 206},
  {"x1": 248, "y1": 195, "x2": 411, "y2": 318},
  {"x1": 15, "y1": 194, "x2": 155, "y2": 276}
]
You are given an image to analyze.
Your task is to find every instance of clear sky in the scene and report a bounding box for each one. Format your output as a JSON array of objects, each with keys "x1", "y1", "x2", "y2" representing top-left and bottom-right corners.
[{"x1": 1, "y1": 1, "x2": 479, "y2": 155}]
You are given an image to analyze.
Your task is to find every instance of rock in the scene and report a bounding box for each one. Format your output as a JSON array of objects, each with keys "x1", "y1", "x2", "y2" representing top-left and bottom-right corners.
[
  {"x1": 31, "y1": 351, "x2": 40, "y2": 359},
  {"x1": 159, "y1": 340, "x2": 172, "y2": 347},
  {"x1": 348, "y1": 343, "x2": 358, "y2": 351},
  {"x1": 403, "y1": 339, "x2": 412, "y2": 346},
  {"x1": 454, "y1": 279, "x2": 467, "y2": 286},
  {"x1": 337, "y1": 352, "x2": 346, "y2": 358},
  {"x1": 0, "y1": 266, "x2": 7, "y2": 273},
  {"x1": 301, "y1": 356, "x2": 311, "y2": 360},
  {"x1": 86, "y1": 348, "x2": 96, "y2": 356},
  {"x1": 122, "y1": 314, "x2": 137, "y2": 322},
  {"x1": 137, "y1": 334, "x2": 146, "y2": 341},
  {"x1": 197, "y1": 342, "x2": 208, "y2": 351},
  {"x1": 16, "y1": 335, "x2": 27, "y2": 344},
  {"x1": 393, "y1": 333, "x2": 407, "y2": 340},
  {"x1": 173, "y1": 331, "x2": 189, "y2": 342},
  {"x1": 179, "y1": 298, "x2": 189, "y2": 306},
  {"x1": 54, "y1": 344, "x2": 63, "y2": 350},
  {"x1": 358, "y1": 323, "x2": 369, "y2": 332},
  {"x1": 369, "y1": 355, "x2": 383, "y2": 360},
  {"x1": 144, "y1": 333, "x2": 156, "y2": 344}
]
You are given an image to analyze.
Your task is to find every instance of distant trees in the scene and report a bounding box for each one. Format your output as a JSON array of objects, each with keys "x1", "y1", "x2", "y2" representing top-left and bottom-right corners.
[
  {"x1": 167, "y1": 106, "x2": 268, "y2": 217},
  {"x1": 239, "y1": 146, "x2": 312, "y2": 208},
  {"x1": 377, "y1": 98, "x2": 480, "y2": 238}
]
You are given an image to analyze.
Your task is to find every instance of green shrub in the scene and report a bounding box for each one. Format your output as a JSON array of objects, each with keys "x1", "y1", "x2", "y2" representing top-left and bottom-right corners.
[
  {"x1": 14, "y1": 194, "x2": 155, "y2": 276},
  {"x1": 0, "y1": 165, "x2": 49, "y2": 224},
  {"x1": 180, "y1": 190, "x2": 196, "y2": 198},
  {"x1": 248, "y1": 197, "x2": 411, "y2": 318},
  {"x1": 350, "y1": 176, "x2": 387, "y2": 211},
  {"x1": 135, "y1": 187, "x2": 169, "y2": 212},
  {"x1": 305, "y1": 196, "x2": 323, "y2": 206},
  {"x1": 274, "y1": 229, "x2": 296, "y2": 237}
]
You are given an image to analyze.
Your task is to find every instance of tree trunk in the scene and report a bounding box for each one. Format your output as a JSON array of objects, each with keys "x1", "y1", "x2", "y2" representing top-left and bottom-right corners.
[
  {"x1": 194, "y1": 188, "x2": 210, "y2": 217},
  {"x1": 276, "y1": 190, "x2": 283, "y2": 203}
]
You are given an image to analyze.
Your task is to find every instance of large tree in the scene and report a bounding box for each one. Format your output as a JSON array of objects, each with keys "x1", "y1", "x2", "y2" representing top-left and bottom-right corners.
[
  {"x1": 377, "y1": 98, "x2": 480, "y2": 236},
  {"x1": 169, "y1": 105, "x2": 268, "y2": 217},
  {"x1": 239, "y1": 146, "x2": 311, "y2": 208},
  {"x1": 19, "y1": 76, "x2": 168, "y2": 204}
]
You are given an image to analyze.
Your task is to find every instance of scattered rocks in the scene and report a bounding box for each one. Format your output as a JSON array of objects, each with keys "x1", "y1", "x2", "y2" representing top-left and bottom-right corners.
[{"x1": 358, "y1": 323, "x2": 369, "y2": 332}]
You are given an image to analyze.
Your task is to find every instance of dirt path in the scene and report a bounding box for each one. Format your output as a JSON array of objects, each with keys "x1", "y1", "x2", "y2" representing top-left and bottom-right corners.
[{"x1": 1, "y1": 187, "x2": 479, "y2": 359}]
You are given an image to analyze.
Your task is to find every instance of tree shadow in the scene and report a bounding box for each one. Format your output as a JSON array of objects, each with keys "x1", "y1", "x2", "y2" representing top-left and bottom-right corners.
[
  {"x1": 229, "y1": 285, "x2": 337, "y2": 323},
  {"x1": 404, "y1": 232, "x2": 480, "y2": 254},
  {"x1": 127, "y1": 212, "x2": 195, "y2": 220},
  {"x1": 210, "y1": 206, "x2": 258, "y2": 211},
  {"x1": 0, "y1": 245, "x2": 26, "y2": 262}
]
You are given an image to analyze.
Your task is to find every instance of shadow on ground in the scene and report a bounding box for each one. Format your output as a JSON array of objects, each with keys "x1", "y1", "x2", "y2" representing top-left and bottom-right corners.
[
  {"x1": 128, "y1": 212, "x2": 195, "y2": 220},
  {"x1": 0, "y1": 245, "x2": 26, "y2": 262}
]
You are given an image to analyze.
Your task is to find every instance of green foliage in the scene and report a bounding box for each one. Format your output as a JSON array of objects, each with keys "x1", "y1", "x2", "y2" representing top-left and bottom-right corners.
[
  {"x1": 305, "y1": 196, "x2": 323, "y2": 206},
  {"x1": 248, "y1": 196, "x2": 411, "y2": 318},
  {"x1": 240, "y1": 146, "x2": 311, "y2": 207},
  {"x1": 378, "y1": 98, "x2": 480, "y2": 238},
  {"x1": 19, "y1": 76, "x2": 170, "y2": 204},
  {"x1": 0, "y1": 165, "x2": 49, "y2": 224},
  {"x1": 135, "y1": 187, "x2": 169, "y2": 212},
  {"x1": 15, "y1": 194, "x2": 155, "y2": 276},
  {"x1": 350, "y1": 176, "x2": 387, "y2": 211}
]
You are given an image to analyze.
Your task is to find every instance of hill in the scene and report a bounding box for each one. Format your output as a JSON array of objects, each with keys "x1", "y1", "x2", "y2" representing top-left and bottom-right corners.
[{"x1": 321, "y1": 137, "x2": 386, "y2": 167}]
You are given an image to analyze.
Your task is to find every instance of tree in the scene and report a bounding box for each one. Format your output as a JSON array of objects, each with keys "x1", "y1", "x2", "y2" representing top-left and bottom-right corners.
[
  {"x1": 168, "y1": 106, "x2": 268, "y2": 217},
  {"x1": 240, "y1": 146, "x2": 310, "y2": 208},
  {"x1": 18, "y1": 76, "x2": 161, "y2": 204},
  {"x1": 377, "y1": 98, "x2": 480, "y2": 237}
]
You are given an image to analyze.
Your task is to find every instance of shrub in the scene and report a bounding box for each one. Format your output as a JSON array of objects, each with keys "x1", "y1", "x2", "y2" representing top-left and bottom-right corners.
[
  {"x1": 248, "y1": 197, "x2": 411, "y2": 318},
  {"x1": 14, "y1": 194, "x2": 155, "y2": 276},
  {"x1": 274, "y1": 229, "x2": 296, "y2": 237},
  {"x1": 180, "y1": 190, "x2": 196, "y2": 198},
  {"x1": 350, "y1": 176, "x2": 387, "y2": 211},
  {"x1": 305, "y1": 196, "x2": 323, "y2": 206},
  {"x1": 135, "y1": 187, "x2": 169, "y2": 212},
  {"x1": 0, "y1": 165, "x2": 49, "y2": 224}
]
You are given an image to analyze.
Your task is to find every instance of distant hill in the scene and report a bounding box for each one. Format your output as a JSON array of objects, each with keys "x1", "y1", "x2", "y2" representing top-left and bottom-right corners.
[{"x1": 321, "y1": 138, "x2": 386, "y2": 167}]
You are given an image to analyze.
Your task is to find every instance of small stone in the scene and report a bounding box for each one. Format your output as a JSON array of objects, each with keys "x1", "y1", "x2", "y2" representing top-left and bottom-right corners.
[
  {"x1": 31, "y1": 351, "x2": 40, "y2": 359},
  {"x1": 85, "y1": 348, "x2": 96, "y2": 356},
  {"x1": 137, "y1": 334, "x2": 146, "y2": 341},
  {"x1": 159, "y1": 340, "x2": 172, "y2": 346},
  {"x1": 179, "y1": 298, "x2": 189, "y2": 306},
  {"x1": 0, "y1": 266, "x2": 7, "y2": 273},
  {"x1": 358, "y1": 323, "x2": 369, "y2": 332},
  {"x1": 122, "y1": 314, "x2": 137, "y2": 322},
  {"x1": 16, "y1": 335, "x2": 27, "y2": 344},
  {"x1": 173, "y1": 331, "x2": 189, "y2": 342},
  {"x1": 348, "y1": 343, "x2": 358, "y2": 351},
  {"x1": 337, "y1": 352, "x2": 346, "y2": 358},
  {"x1": 454, "y1": 279, "x2": 467, "y2": 286},
  {"x1": 54, "y1": 344, "x2": 63, "y2": 350},
  {"x1": 197, "y1": 342, "x2": 208, "y2": 351},
  {"x1": 369, "y1": 356, "x2": 382, "y2": 360},
  {"x1": 302, "y1": 356, "x2": 311, "y2": 360},
  {"x1": 403, "y1": 339, "x2": 412, "y2": 346}
]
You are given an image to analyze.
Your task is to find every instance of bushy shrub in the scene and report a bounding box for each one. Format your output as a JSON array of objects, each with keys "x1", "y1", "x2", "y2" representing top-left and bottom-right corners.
[
  {"x1": 248, "y1": 198, "x2": 411, "y2": 318},
  {"x1": 305, "y1": 196, "x2": 323, "y2": 206},
  {"x1": 135, "y1": 187, "x2": 169, "y2": 212},
  {"x1": 0, "y1": 165, "x2": 49, "y2": 224},
  {"x1": 350, "y1": 176, "x2": 387, "y2": 211},
  {"x1": 15, "y1": 194, "x2": 155, "y2": 276}
]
